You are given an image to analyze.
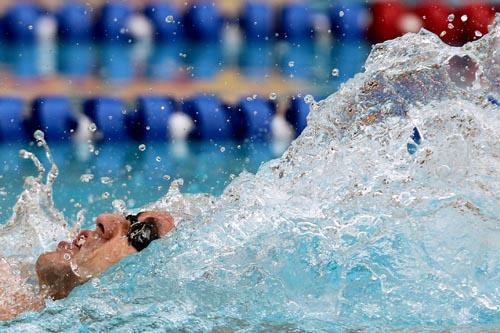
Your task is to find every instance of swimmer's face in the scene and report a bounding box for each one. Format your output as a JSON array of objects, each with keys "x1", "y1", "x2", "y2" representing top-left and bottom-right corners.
[{"x1": 36, "y1": 211, "x2": 174, "y2": 300}]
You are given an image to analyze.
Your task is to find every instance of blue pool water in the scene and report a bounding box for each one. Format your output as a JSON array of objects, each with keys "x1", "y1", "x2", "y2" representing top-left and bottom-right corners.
[
  {"x1": 1, "y1": 16, "x2": 499, "y2": 333},
  {"x1": 0, "y1": 141, "x2": 277, "y2": 226}
]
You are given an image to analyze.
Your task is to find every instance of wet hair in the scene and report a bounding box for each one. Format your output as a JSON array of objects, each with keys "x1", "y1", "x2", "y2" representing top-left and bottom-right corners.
[{"x1": 126, "y1": 214, "x2": 160, "y2": 252}]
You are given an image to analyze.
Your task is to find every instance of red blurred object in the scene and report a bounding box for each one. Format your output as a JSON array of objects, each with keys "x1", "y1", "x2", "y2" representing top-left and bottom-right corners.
[
  {"x1": 368, "y1": 0, "x2": 406, "y2": 43},
  {"x1": 461, "y1": 3, "x2": 496, "y2": 42},
  {"x1": 368, "y1": 1, "x2": 498, "y2": 46},
  {"x1": 413, "y1": 1, "x2": 464, "y2": 46}
]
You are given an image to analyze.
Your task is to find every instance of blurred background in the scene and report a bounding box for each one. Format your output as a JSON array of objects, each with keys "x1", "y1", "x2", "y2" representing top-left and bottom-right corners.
[{"x1": 0, "y1": 0, "x2": 497, "y2": 221}]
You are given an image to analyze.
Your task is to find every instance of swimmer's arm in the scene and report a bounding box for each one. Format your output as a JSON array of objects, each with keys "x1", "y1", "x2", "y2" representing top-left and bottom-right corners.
[{"x1": 0, "y1": 257, "x2": 45, "y2": 321}]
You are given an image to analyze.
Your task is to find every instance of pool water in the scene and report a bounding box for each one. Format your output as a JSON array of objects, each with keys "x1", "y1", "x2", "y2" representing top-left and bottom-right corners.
[{"x1": 0, "y1": 141, "x2": 278, "y2": 226}]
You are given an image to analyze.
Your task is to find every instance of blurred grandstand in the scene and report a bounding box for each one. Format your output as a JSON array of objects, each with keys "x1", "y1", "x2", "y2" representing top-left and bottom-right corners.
[{"x1": 0, "y1": 1, "x2": 497, "y2": 142}]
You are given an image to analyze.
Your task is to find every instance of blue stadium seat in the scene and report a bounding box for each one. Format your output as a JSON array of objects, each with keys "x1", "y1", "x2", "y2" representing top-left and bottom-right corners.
[
  {"x1": 31, "y1": 96, "x2": 77, "y2": 141},
  {"x1": 83, "y1": 97, "x2": 128, "y2": 141},
  {"x1": 230, "y1": 97, "x2": 274, "y2": 141},
  {"x1": 132, "y1": 96, "x2": 175, "y2": 141},
  {"x1": 100, "y1": 43, "x2": 133, "y2": 82},
  {"x1": 57, "y1": 3, "x2": 93, "y2": 41},
  {"x1": 2, "y1": 4, "x2": 43, "y2": 42},
  {"x1": 239, "y1": 2, "x2": 273, "y2": 41},
  {"x1": 9, "y1": 43, "x2": 39, "y2": 79},
  {"x1": 0, "y1": 97, "x2": 26, "y2": 141},
  {"x1": 182, "y1": 95, "x2": 232, "y2": 140},
  {"x1": 57, "y1": 42, "x2": 93, "y2": 78},
  {"x1": 144, "y1": 3, "x2": 181, "y2": 41},
  {"x1": 186, "y1": 43, "x2": 222, "y2": 79},
  {"x1": 329, "y1": 2, "x2": 368, "y2": 40},
  {"x1": 285, "y1": 96, "x2": 310, "y2": 137},
  {"x1": 278, "y1": 3, "x2": 314, "y2": 42},
  {"x1": 183, "y1": 3, "x2": 222, "y2": 41},
  {"x1": 95, "y1": 3, "x2": 132, "y2": 42},
  {"x1": 239, "y1": 42, "x2": 272, "y2": 79},
  {"x1": 147, "y1": 43, "x2": 182, "y2": 80}
]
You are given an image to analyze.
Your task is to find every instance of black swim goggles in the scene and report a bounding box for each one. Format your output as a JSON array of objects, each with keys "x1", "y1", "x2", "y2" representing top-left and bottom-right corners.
[{"x1": 126, "y1": 213, "x2": 160, "y2": 252}]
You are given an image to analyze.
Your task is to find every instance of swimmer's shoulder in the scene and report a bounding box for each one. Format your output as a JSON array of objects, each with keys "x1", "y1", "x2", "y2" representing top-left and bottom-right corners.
[{"x1": 0, "y1": 256, "x2": 45, "y2": 321}]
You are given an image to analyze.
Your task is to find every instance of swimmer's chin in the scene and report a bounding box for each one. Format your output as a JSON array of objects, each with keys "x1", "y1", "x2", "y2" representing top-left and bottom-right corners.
[{"x1": 35, "y1": 252, "x2": 83, "y2": 300}]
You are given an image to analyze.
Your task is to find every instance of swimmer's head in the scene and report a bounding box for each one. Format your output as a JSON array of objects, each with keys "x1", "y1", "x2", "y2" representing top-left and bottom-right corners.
[{"x1": 36, "y1": 211, "x2": 174, "y2": 300}]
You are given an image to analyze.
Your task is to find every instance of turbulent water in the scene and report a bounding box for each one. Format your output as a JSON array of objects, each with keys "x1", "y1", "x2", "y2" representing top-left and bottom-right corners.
[{"x1": 1, "y1": 16, "x2": 499, "y2": 332}]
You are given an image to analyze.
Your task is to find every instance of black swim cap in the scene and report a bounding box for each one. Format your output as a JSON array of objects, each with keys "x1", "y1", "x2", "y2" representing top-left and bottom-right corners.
[{"x1": 127, "y1": 217, "x2": 160, "y2": 252}]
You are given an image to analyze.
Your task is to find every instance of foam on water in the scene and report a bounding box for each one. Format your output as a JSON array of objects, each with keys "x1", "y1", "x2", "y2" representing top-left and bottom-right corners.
[{"x1": 1, "y1": 16, "x2": 499, "y2": 332}]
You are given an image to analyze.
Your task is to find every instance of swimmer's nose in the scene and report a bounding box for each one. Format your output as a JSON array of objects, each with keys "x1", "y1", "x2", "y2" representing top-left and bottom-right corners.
[
  {"x1": 74, "y1": 230, "x2": 94, "y2": 247},
  {"x1": 95, "y1": 213, "x2": 126, "y2": 240}
]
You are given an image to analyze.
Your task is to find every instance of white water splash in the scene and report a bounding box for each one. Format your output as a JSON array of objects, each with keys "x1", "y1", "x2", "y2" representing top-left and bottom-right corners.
[{"x1": 0, "y1": 132, "x2": 68, "y2": 261}]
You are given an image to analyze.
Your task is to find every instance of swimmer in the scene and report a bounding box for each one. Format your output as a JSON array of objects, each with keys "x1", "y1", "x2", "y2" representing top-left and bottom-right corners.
[{"x1": 0, "y1": 211, "x2": 174, "y2": 320}]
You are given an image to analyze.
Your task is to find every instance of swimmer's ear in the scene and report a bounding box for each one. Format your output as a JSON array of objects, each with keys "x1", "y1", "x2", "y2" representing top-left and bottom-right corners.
[{"x1": 140, "y1": 211, "x2": 175, "y2": 237}]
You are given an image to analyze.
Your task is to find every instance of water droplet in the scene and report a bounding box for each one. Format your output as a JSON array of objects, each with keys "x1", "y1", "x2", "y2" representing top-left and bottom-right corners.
[
  {"x1": 474, "y1": 30, "x2": 482, "y2": 37},
  {"x1": 64, "y1": 253, "x2": 71, "y2": 261},
  {"x1": 155, "y1": 156, "x2": 161, "y2": 162},
  {"x1": 34, "y1": 130, "x2": 45, "y2": 140},
  {"x1": 246, "y1": 96, "x2": 253, "y2": 102},
  {"x1": 165, "y1": 15, "x2": 174, "y2": 23},
  {"x1": 102, "y1": 192, "x2": 110, "y2": 199},
  {"x1": 440, "y1": 31, "x2": 447, "y2": 37},
  {"x1": 220, "y1": 146, "x2": 225, "y2": 152},
  {"x1": 162, "y1": 175, "x2": 171, "y2": 181},
  {"x1": 269, "y1": 92, "x2": 277, "y2": 100},
  {"x1": 461, "y1": 14, "x2": 468, "y2": 22},
  {"x1": 28, "y1": 25, "x2": 33, "y2": 30},
  {"x1": 160, "y1": 105, "x2": 165, "y2": 110},
  {"x1": 304, "y1": 95, "x2": 315, "y2": 105},
  {"x1": 125, "y1": 165, "x2": 133, "y2": 172},
  {"x1": 448, "y1": 23, "x2": 454, "y2": 29},
  {"x1": 146, "y1": 126, "x2": 151, "y2": 131},
  {"x1": 331, "y1": 68, "x2": 340, "y2": 77},
  {"x1": 288, "y1": 61, "x2": 295, "y2": 68},
  {"x1": 80, "y1": 173, "x2": 94, "y2": 183},
  {"x1": 339, "y1": 10, "x2": 344, "y2": 17},
  {"x1": 252, "y1": 94, "x2": 258, "y2": 99},
  {"x1": 138, "y1": 144, "x2": 146, "y2": 151},
  {"x1": 100, "y1": 176, "x2": 113, "y2": 185},
  {"x1": 88, "y1": 123, "x2": 97, "y2": 132},
  {"x1": 112, "y1": 199, "x2": 127, "y2": 214},
  {"x1": 19, "y1": 149, "x2": 30, "y2": 159},
  {"x1": 447, "y1": 14, "x2": 455, "y2": 22}
]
